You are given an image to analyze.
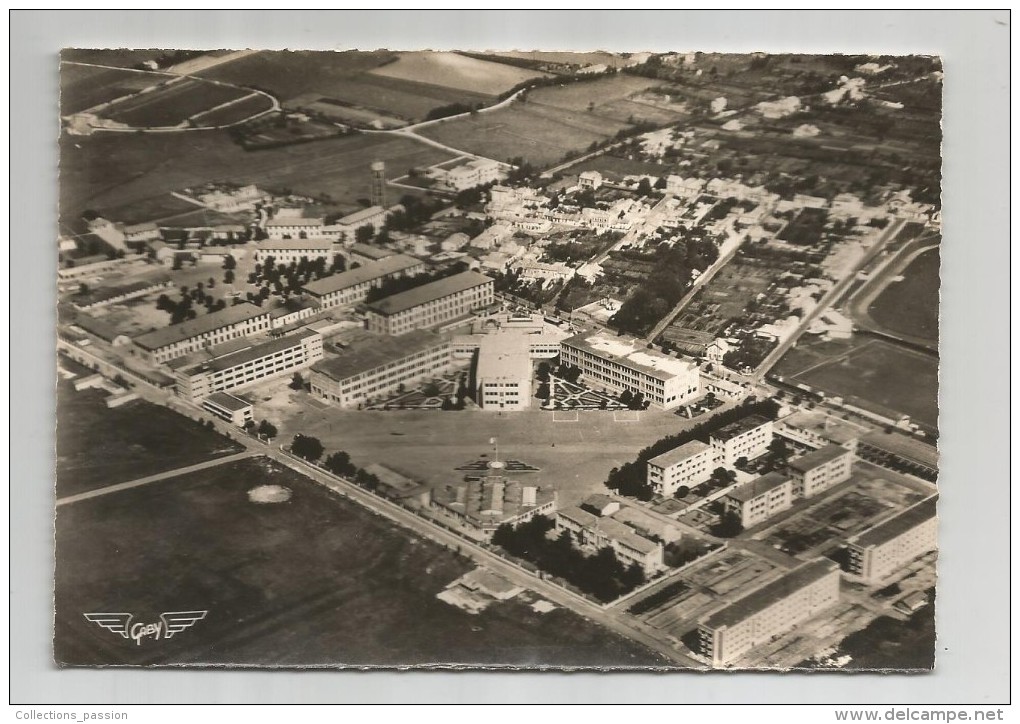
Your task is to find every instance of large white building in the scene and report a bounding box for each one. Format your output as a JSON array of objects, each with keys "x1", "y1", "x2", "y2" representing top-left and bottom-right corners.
[
  {"x1": 558, "y1": 331, "x2": 701, "y2": 410},
  {"x1": 171, "y1": 328, "x2": 323, "y2": 402},
  {"x1": 364, "y1": 271, "x2": 494, "y2": 336},
  {"x1": 428, "y1": 157, "x2": 506, "y2": 192},
  {"x1": 253, "y1": 238, "x2": 336, "y2": 265},
  {"x1": 646, "y1": 440, "x2": 715, "y2": 497},
  {"x1": 787, "y1": 443, "x2": 854, "y2": 499},
  {"x1": 698, "y1": 559, "x2": 841, "y2": 666},
  {"x1": 709, "y1": 415, "x2": 774, "y2": 467},
  {"x1": 722, "y1": 472, "x2": 794, "y2": 528},
  {"x1": 302, "y1": 254, "x2": 425, "y2": 310},
  {"x1": 265, "y1": 215, "x2": 325, "y2": 239},
  {"x1": 309, "y1": 330, "x2": 453, "y2": 409},
  {"x1": 133, "y1": 303, "x2": 273, "y2": 365},
  {"x1": 845, "y1": 496, "x2": 938, "y2": 583}
]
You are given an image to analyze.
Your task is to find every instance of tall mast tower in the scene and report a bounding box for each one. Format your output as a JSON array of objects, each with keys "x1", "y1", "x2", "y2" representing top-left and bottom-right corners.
[{"x1": 370, "y1": 161, "x2": 386, "y2": 208}]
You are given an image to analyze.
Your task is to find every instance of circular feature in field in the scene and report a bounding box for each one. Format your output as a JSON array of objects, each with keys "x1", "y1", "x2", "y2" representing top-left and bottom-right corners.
[{"x1": 247, "y1": 484, "x2": 292, "y2": 504}]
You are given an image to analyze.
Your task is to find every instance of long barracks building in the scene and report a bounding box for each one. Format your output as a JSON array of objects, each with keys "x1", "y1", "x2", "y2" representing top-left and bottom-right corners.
[
  {"x1": 171, "y1": 328, "x2": 324, "y2": 402},
  {"x1": 302, "y1": 254, "x2": 425, "y2": 310},
  {"x1": 363, "y1": 271, "x2": 494, "y2": 336},
  {"x1": 133, "y1": 303, "x2": 272, "y2": 364},
  {"x1": 558, "y1": 331, "x2": 701, "y2": 410}
]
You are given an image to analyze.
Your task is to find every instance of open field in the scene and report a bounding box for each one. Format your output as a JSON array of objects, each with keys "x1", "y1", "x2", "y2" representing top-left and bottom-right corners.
[
  {"x1": 60, "y1": 63, "x2": 162, "y2": 115},
  {"x1": 55, "y1": 375, "x2": 243, "y2": 497},
  {"x1": 191, "y1": 93, "x2": 274, "y2": 127},
  {"x1": 54, "y1": 456, "x2": 666, "y2": 667},
  {"x1": 868, "y1": 247, "x2": 940, "y2": 344},
  {"x1": 100, "y1": 79, "x2": 254, "y2": 127},
  {"x1": 419, "y1": 76, "x2": 682, "y2": 167},
  {"x1": 774, "y1": 336, "x2": 938, "y2": 429},
  {"x1": 59, "y1": 130, "x2": 455, "y2": 225},
  {"x1": 369, "y1": 51, "x2": 550, "y2": 95}
]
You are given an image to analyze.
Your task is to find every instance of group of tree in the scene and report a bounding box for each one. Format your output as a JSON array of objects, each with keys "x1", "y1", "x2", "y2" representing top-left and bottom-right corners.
[
  {"x1": 618, "y1": 389, "x2": 649, "y2": 411},
  {"x1": 241, "y1": 418, "x2": 278, "y2": 440},
  {"x1": 606, "y1": 397, "x2": 780, "y2": 500},
  {"x1": 491, "y1": 516, "x2": 645, "y2": 603},
  {"x1": 246, "y1": 255, "x2": 340, "y2": 301},
  {"x1": 156, "y1": 284, "x2": 227, "y2": 325},
  {"x1": 423, "y1": 102, "x2": 478, "y2": 122}
]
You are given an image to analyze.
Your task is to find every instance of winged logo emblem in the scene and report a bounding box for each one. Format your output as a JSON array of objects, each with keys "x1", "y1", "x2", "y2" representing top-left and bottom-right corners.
[{"x1": 83, "y1": 610, "x2": 207, "y2": 645}]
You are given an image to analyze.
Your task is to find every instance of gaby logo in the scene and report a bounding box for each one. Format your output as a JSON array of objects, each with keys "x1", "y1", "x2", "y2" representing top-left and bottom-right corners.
[{"x1": 83, "y1": 611, "x2": 208, "y2": 646}]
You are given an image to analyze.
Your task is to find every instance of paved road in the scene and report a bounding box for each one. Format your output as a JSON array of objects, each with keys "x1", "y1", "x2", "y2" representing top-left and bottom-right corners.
[
  {"x1": 751, "y1": 217, "x2": 907, "y2": 383},
  {"x1": 56, "y1": 451, "x2": 259, "y2": 507}
]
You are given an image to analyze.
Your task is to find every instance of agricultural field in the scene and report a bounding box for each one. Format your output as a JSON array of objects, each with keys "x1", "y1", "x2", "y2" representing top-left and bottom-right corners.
[
  {"x1": 868, "y1": 247, "x2": 940, "y2": 344},
  {"x1": 54, "y1": 456, "x2": 667, "y2": 667},
  {"x1": 60, "y1": 62, "x2": 162, "y2": 115},
  {"x1": 419, "y1": 75, "x2": 685, "y2": 167},
  {"x1": 368, "y1": 51, "x2": 550, "y2": 95},
  {"x1": 100, "y1": 78, "x2": 257, "y2": 128},
  {"x1": 59, "y1": 130, "x2": 456, "y2": 226},
  {"x1": 190, "y1": 93, "x2": 274, "y2": 128},
  {"x1": 774, "y1": 336, "x2": 939, "y2": 430},
  {"x1": 55, "y1": 373, "x2": 243, "y2": 498}
]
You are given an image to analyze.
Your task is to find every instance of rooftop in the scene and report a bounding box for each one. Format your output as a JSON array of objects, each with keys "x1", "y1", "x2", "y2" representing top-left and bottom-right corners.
[
  {"x1": 558, "y1": 505, "x2": 599, "y2": 529},
  {"x1": 475, "y1": 333, "x2": 534, "y2": 383},
  {"x1": 703, "y1": 559, "x2": 839, "y2": 630},
  {"x1": 337, "y1": 205, "x2": 386, "y2": 226},
  {"x1": 311, "y1": 329, "x2": 447, "y2": 381},
  {"x1": 349, "y1": 243, "x2": 395, "y2": 261},
  {"x1": 726, "y1": 471, "x2": 791, "y2": 503},
  {"x1": 848, "y1": 496, "x2": 938, "y2": 549},
  {"x1": 432, "y1": 477, "x2": 555, "y2": 529},
  {"x1": 365, "y1": 270, "x2": 492, "y2": 317},
  {"x1": 133, "y1": 303, "x2": 269, "y2": 351},
  {"x1": 71, "y1": 277, "x2": 171, "y2": 307},
  {"x1": 175, "y1": 329, "x2": 320, "y2": 376},
  {"x1": 302, "y1": 254, "x2": 422, "y2": 297},
  {"x1": 648, "y1": 440, "x2": 712, "y2": 469},
  {"x1": 711, "y1": 414, "x2": 773, "y2": 442},
  {"x1": 788, "y1": 443, "x2": 851, "y2": 473},
  {"x1": 562, "y1": 331, "x2": 698, "y2": 382},
  {"x1": 779, "y1": 410, "x2": 861, "y2": 445},
  {"x1": 581, "y1": 494, "x2": 617, "y2": 512},
  {"x1": 266, "y1": 216, "x2": 324, "y2": 227},
  {"x1": 257, "y1": 238, "x2": 334, "y2": 251},
  {"x1": 203, "y1": 391, "x2": 252, "y2": 412},
  {"x1": 558, "y1": 506, "x2": 659, "y2": 555}
]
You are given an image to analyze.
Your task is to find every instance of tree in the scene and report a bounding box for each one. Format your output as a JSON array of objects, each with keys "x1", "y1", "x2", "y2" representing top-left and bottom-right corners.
[
  {"x1": 77, "y1": 283, "x2": 89, "y2": 296},
  {"x1": 712, "y1": 510, "x2": 744, "y2": 538},
  {"x1": 243, "y1": 419, "x2": 255, "y2": 431},
  {"x1": 619, "y1": 389, "x2": 634, "y2": 406},
  {"x1": 224, "y1": 269, "x2": 235, "y2": 285},
  {"x1": 636, "y1": 177, "x2": 653, "y2": 196},
  {"x1": 257, "y1": 419, "x2": 277, "y2": 439},
  {"x1": 291, "y1": 434, "x2": 324, "y2": 462},
  {"x1": 355, "y1": 224, "x2": 375, "y2": 244},
  {"x1": 289, "y1": 372, "x2": 305, "y2": 391},
  {"x1": 324, "y1": 451, "x2": 355, "y2": 477},
  {"x1": 675, "y1": 486, "x2": 691, "y2": 499}
]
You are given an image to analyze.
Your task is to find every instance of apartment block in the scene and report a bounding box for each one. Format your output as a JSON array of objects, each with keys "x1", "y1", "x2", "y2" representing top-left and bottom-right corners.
[
  {"x1": 788, "y1": 443, "x2": 853, "y2": 498},
  {"x1": 698, "y1": 559, "x2": 841, "y2": 666},
  {"x1": 845, "y1": 496, "x2": 938, "y2": 583},
  {"x1": 710, "y1": 415, "x2": 774, "y2": 467},
  {"x1": 722, "y1": 472, "x2": 794, "y2": 528},
  {"x1": 646, "y1": 440, "x2": 715, "y2": 497},
  {"x1": 363, "y1": 271, "x2": 494, "y2": 336}
]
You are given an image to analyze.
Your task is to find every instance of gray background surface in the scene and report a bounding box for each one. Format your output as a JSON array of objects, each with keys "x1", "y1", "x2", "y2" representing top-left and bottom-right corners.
[{"x1": 11, "y1": 9, "x2": 1010, "y2": 704}]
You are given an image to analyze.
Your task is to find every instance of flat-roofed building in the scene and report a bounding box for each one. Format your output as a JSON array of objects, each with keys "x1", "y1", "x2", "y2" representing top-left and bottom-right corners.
[
  {"x1": 710, "y1": 414, "x2": 774, "y2": 467},
  {"x1": 133, "y1": 303, "x2": 273, "y2": 364},
  {"x1": 172, "y1": 328, "x2": 323, "y2": 401},
  {"x1": 309, "y1": 329, "x2": 452, "y2": 408},
  {"x1": 474, "y1": 333, "x2": 533, "y2": 411},
  {"x1": 558, "y1": 331, "x2": 701, "y2": 410},
  {"x1": 698, "y1": 559, "x2": 841, "y2": 666},
  {"x1": 775, "y1": 410, "x2": 860, "y2": 455},
  {"x1": 201, "y1": 391, "x2": 254, "y2": 427},
  {"x1": 647, "y1": 440, "x2": 715, "y2": 497},
  {"x1": 302, "y1": 254, "x2": 426, "y2": 310},
  {"x1": 364, "y1": 271, "x2": 494, "y2": 336},
  {"x1": 722, "y1": 472, "x2": 794, "y2": 528},
  {"x1": 845, "y1": 496, "x2": 938, "y2": 583},
  {"x1": 253, "y1": 238, "x2": 335, "y2": 265},
  {"x1": 788, "y1": 443, "x2": 853, "y2": 498},
  {"x1": 431, "y1": 476, "x2": 556, "y2": 537},
  {"x1": 555, "y1": 506, "x2": 664, "y2": 575}
]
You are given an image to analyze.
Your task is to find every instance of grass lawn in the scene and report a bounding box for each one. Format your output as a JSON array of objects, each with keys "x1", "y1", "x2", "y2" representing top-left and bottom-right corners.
[
  {"x1": 54, "y1": 456, "x2": 667, "y2": 668},
  {"x1": 55, "y1": 377, "x2": 243, "y2": 497},
  {"x1": 59, "y1": 130, "x2": 455, "y2": 226},
  {"x1": 775, "y1": 336, "x2": 938, "y2": 429},
  {"x1": 868, "y1": 247, "x2": 940, "y2": 344}
]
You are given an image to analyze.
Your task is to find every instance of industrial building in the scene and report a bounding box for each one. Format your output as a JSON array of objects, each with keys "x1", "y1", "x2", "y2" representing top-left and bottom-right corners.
[
  {"x1": 558, "y1": 331, "x2": 701, "y2": 410},
  {"x1": 698, "y1": 559, "x2": 841, "y2": 666}
]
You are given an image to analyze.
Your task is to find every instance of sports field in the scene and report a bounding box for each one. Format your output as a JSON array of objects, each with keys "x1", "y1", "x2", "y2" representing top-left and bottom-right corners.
[
  {"x1": 868, "y1": 247, "x2": 940, "y2": 345},
  {"x1": 59, "y1": 130, "x2": 455, "y2": 226},
  {"x1": 774, "y1": 336, "x2": 938, "y2": 429},
  {"x1": 54, "y1": 456, "x2": 667, "y2": 668},
  {"x1": 55, "y1": 376, "x2": 243, "y2": 497},
  {"x1": 60, "y1": 63, "x2": 161, "y2": 115},
  {"x1": 100, "y1": 78, "x2": 254, "y2": 128}
]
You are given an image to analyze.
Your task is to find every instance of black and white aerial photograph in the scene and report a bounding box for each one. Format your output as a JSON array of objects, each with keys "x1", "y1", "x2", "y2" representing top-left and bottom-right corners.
[{"x1": 54, "y1": 45, "x2": 942, "y2": 671}]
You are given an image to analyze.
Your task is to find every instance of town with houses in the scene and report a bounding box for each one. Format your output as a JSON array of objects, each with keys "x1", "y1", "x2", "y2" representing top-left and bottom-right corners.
[{"x1": 55, "y1": 49, "x2": 941, "y2": 670}]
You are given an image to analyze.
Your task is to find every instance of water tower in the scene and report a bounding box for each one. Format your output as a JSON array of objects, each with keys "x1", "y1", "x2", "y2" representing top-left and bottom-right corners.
[{"x1": 370, "y1": 161, "x2": 386, "y2": 208}]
